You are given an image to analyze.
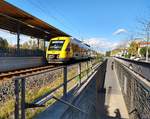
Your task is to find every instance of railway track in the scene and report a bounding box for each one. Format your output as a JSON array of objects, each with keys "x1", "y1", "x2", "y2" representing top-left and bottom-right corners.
[
  {"x1": 0, "y1": 59, "x2": 92, "y2": 80},
  {"x1": 0, "y1": 65, "x2": 56, "y2": 80}
]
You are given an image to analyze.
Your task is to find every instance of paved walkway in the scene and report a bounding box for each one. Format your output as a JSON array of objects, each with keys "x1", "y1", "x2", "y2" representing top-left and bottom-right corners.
[
  {"x1": 35, "y1": 59, "x2": 129, "y2": 119},
  {"x1": 96, "y1": 58, "x2": 129, "y2": 119}
]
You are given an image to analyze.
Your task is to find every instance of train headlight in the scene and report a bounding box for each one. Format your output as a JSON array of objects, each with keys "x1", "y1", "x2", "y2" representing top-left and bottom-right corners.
[
  {"x1": 56, "y1": 55, "x2": 59, "y2": 58},
  {"x1": 48, "y1": 55, "x2": 54, "y2": 58}
]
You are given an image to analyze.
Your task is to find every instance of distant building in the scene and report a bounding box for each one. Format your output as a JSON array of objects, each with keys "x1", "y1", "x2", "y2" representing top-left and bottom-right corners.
[
  {"x1": 139, "y1": 41, "x2": 150, "y2": 48},
  {"x1": 111, "y1": 38, "x2": 143, "y2": 57}
]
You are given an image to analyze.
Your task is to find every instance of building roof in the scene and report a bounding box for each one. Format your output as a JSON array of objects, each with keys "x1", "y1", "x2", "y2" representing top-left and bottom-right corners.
[
  {"x1": 139, "y1": 41, "x2": 150, "y2": 47},
  {"x1": 0, "y1": 1, "x2": 70, "y2": 41}
]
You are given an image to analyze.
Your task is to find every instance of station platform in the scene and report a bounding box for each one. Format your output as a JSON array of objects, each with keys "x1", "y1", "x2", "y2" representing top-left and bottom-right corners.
[
  {"x1": 96, "y1": 59, "x2": 129, "y2": 119},
  {"x1": 34, "y1": 59, "x2": 129, "y2": 119}
]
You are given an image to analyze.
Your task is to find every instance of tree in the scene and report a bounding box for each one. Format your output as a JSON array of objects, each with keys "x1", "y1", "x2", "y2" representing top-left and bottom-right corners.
[
  {"x1": 128, "y1": 41, "x2": 139, "y2": 57},
  {"x1": 0, "y1": 37, "x2": 9, "y2": 48},
  {"x1": 137, "y1": 18, "x2": 150, "y2": 61},
  {"x1": 111, "y1": 48, "x2": 122, "y2": 56},
  {"x1": 39, "y1": 40, "x2": 45, "y2": 49},
  {"x1": 105, "y1": 51, "x2": 111, "y2": 57},
  {"x1": 22, "y1": 42, "x2": 30, "y2": 49},
  {"x1": 21, "y1": 39, "x2": 37, "y2": 49},
  {"x1": 140, "y1": 47, "x2": 150, "y2": 57}
]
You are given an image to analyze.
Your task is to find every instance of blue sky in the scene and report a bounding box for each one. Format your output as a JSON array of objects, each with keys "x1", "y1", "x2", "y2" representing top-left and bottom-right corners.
[{"x1": 1, "y1": 0, "x2": 150, "y2": 52}]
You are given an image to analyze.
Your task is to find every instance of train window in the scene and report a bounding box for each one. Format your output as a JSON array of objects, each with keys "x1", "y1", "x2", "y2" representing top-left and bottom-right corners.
[
  {"x1": 48, "y1": 40, "x2": 64, "y2": 50},
  {"x1": 76, "y1": 53, "x2": 78, "y2": 56}
]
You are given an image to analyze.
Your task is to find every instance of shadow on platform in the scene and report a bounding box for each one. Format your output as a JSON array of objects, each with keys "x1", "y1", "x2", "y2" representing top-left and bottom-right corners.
[{"x1": 96, "y1": 88, "x2": 124, "y2": 119}]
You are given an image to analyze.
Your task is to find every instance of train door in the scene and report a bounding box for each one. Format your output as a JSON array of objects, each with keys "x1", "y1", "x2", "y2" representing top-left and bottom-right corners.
[{"x1": 66, "y1": 43, "x2": 71, "y2": 58}]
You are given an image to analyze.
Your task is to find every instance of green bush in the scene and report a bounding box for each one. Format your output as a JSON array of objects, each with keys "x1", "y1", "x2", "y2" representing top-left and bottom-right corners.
[{"x1": 140, "y1": 47, "x2": 150, "y2": 57}]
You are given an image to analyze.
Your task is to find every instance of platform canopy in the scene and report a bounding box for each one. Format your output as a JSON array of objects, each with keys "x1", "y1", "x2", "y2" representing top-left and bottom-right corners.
[{"x1": 0, "y1": 1, "x2": 70, "y2": 41}]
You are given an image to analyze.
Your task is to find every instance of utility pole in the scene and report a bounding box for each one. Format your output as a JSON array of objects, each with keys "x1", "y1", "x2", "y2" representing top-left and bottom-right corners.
[{"x1": 146, "y1": 31, "x2": 149, "y2": 62}]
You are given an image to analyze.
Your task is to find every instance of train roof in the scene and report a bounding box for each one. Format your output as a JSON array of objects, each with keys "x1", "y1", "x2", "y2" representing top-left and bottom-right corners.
[{"x1": 71, "y1": 37, "x2": 91, "y2": 50}]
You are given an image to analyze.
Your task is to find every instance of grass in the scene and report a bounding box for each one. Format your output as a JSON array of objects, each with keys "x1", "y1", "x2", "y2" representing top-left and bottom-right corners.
[
  {"x1": 67, "y1": 77, "x2": 79, "y2": 92},
  {"x1": 0, "y1": 99, "x2": 14, "y2": 119},
  {"x1": 25, "y1": 77, "x2": 63, "y2": 103}
]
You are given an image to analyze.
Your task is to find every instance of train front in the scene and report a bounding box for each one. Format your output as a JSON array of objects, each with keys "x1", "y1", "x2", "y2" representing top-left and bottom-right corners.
[{"x1": 46, "y1": 37, "x2": 71, "y2": 63}]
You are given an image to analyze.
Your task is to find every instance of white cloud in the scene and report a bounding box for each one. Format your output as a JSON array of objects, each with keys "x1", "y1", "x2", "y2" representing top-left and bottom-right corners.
[
  {"x1": 84, "y1": 37, "x2": 119, "y2": 52},
  {"x1": 113, "y1": 28, "x2": 127, "y2": 35}
]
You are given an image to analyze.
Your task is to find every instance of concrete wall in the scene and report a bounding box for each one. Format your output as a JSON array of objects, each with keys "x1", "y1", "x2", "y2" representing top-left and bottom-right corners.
[
  {"x1": 0, "y1": 57, "x2": 46, "y2": 72},
  {"x1": 114, "y1": 59, "x2": 150, "y2": 119},
  {"x1": 116, "y1": 57, "x2": 150, "y2": 81}
]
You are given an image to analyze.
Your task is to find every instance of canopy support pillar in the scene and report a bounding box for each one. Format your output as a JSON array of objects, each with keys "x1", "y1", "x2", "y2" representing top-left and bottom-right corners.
[
  {"x1": 17, "y1": 24, "x2": 20, "y2": 50},
  {"x1": 37, "y1": 39, "x2": 40, "y2": 49}
]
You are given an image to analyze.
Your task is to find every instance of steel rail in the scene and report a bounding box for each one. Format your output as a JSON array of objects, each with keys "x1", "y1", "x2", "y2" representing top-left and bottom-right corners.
[{"x1": 0, "y1": 65, "x2": 55, "y2": 80}]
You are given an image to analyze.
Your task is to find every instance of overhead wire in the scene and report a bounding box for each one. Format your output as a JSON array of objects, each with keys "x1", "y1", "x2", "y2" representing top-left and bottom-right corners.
[
  {"x1": 37, "y1": 0, "x2": 83, "y2": 39},
  {"x1": 24, "y1": 0, "x2": 80, "y2": 38},
  {"x1": 48, "y1": 4, "x2": 88, "y2": 40}
]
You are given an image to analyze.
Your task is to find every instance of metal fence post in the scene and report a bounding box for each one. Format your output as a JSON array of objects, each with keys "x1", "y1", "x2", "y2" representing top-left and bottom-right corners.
[
  {"x1": 86, "y1": 61, "x2": 89, "y2": 78},
  {"x1": 91, "y1": 59, "x2": 94, "y2": 73},
  {"x1": 63, "y1": 66, "x2": 67, "y2": 99},
  {"x1": 21, "y1": 78, "x2": 26, "y2": 119},
  {"x1": 89, "y1": 59, "x2": 92, "y2": 70},
  {"x1": 14, "y1": 78, "x2": 19, "y2": 119},
  {"x1": 78, "y1": 63, "x2": 81, "y2": 86}
]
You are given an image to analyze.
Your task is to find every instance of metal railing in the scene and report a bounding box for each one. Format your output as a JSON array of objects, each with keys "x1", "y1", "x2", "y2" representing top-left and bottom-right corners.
[
  {"x1": 13, "y1": 59, "x2": 101, "y2": 119},
  {"x1": 115, "y1": 57, "x2": 150, "y2": 81},
  {"x1": 114, "y1": 59, "x2": 150, "y2": 119},
  {"x1": 0, "y1": 47, "x2": 45, "y2": 57}
]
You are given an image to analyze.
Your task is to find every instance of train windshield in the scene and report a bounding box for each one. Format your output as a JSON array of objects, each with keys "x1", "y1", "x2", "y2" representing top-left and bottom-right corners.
[{"x1": 48, "y1": 40, "x2": 65, "y2": 50}]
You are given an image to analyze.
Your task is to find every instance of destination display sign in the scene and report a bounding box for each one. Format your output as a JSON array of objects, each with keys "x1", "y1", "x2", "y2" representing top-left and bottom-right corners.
[{"x1": 51, "y1": 41, "x2": 64, "y2": 44}]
